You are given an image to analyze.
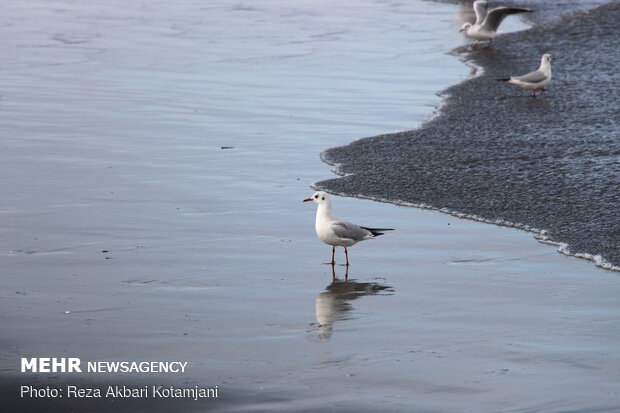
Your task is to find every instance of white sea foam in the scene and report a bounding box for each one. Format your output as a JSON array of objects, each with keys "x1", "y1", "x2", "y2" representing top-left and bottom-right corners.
[{"x1": 312, "y1": 181, "x2": 620, "y2": 273}]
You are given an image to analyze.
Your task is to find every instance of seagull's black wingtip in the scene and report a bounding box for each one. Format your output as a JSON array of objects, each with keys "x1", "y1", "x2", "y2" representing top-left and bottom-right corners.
[{"x1": 361, "y1": 227, "x2": 395, "y2": 237}]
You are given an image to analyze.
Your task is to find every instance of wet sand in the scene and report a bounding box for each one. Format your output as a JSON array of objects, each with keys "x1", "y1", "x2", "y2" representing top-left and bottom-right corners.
[{"x1": 2, "y1": 0, "x2": 620, "y2": 412}]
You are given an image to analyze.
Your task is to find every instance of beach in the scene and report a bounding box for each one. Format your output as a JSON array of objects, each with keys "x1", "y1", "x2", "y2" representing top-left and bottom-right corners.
[
  {"x1": 2, "y1": 0, "x2": 620, "y2": 411},
  {"x1": 318, "y1": 1, "x2": 620, "y2": 271}
]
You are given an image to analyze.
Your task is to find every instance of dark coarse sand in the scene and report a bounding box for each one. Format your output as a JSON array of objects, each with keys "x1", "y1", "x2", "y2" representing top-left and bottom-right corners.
[{"x1": 317, "y1": 1, "x2": 620, "y2": 270}]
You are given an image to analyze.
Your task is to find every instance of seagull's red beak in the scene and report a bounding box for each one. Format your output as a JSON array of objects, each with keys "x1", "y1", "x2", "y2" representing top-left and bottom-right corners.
[{"x1": 303, "y1": 198, "x2": 313, "y2": 202}]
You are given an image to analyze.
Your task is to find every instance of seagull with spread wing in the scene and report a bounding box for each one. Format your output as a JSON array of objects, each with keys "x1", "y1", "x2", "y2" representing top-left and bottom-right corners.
[{"x1": 459, "y1": 1, "x2": 532, "y2": 49}]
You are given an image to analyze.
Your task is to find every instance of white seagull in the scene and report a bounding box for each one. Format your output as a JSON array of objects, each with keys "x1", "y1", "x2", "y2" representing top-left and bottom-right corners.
[
  {"x1": 303, "y1": 191, "x2": 393, "y2": 266},
  {"x1": 498, "y1": 53, "x2": 555, "y2": 98},
  {"x1": 459, "y1": 1, "x2": 532, "y2": 49}
]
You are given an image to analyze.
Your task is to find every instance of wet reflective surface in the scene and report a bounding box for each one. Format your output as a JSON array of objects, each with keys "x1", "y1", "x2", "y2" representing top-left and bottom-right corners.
[{"x1": 315, "y1": 266, "x2": 393, "y2": 340}]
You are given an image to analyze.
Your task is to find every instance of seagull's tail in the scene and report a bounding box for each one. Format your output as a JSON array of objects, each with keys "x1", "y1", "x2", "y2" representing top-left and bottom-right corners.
[
  {"x1": 361, "y1": 227, "x2": 394, "y2": 237},
  {"x1": 496, "y1": 77, "x2": 511, "y2": 82}
]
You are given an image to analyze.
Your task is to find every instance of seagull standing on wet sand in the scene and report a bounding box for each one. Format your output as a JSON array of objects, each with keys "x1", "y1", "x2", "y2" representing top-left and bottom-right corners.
[
  {"x1": 303, "y1": 191, "x2": 393, "y2": 266},
  {"x1": 498, "y1": 53, "x2": 555, "y2": 98},
  {"x1": 459, "y1": 1, "x2": 532, "y2": 49}
]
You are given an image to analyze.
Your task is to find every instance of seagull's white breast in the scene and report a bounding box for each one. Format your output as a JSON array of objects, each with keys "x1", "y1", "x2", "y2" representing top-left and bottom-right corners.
[{"x1": 467, "y1": 25, "x2": 495, "y2": 40}]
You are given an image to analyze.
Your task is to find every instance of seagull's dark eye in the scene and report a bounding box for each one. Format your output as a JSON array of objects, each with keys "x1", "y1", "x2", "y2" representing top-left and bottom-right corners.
[
  {"x1": 314, "y1": 194, "x2": 318, "y2": 199},
  {"x1": 322, "y1": 196, "x2": 325, "y2": 200}
]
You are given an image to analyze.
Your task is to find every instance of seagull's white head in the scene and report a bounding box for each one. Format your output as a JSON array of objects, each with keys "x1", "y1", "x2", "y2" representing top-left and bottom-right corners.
[
  {"x1": 542, "y1": 53, "x2": 555, "y2": 64},
  {"x1": 459, "y1": 22, "x2": 472, "y2": 33},
  {"x1": 303, "y1": 191, "x2": 331, "y2": 206}
]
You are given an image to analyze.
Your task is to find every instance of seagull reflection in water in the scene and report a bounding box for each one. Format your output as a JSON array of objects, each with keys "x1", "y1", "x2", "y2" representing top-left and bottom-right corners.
[{"x1": 315, "y1": 265, "x2": 393, "y2": 340}]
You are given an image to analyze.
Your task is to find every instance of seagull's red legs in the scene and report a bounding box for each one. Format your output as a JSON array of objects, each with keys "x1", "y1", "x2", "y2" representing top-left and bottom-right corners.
[{"x1": 532, "y1": 87, "x2": 547, "y2": 98}]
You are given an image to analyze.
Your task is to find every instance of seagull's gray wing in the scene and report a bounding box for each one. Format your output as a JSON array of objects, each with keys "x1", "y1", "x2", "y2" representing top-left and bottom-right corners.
[
  {"x1": 473, "y1": 1, "x2": 488, "y2": 25},
  {"x1": 482, "y1": 6, "x2": 532, "y2": 32},
  {"x1": 515, "y1": 69, "x2": 548, "y2": 84},
  {"x1": 332, "y1": 221, "x2": 370, "y2": 242}
]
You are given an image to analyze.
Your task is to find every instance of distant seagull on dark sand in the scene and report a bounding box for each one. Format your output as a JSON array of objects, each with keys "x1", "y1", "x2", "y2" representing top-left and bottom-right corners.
[
  {"x1": 459, "y1": 1, "x2": 532, "y2": 49},
  {"x1": 498, "y1": 54, "x2": 555, "y2": 98},
  {"x1": 303, "y1": 191, "x2": 393, "y2": 266}
]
